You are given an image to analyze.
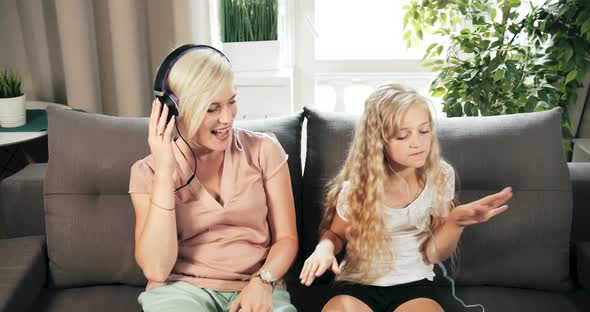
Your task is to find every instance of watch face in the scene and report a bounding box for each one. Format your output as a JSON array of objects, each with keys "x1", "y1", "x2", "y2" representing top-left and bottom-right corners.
[{"x1": 260, "y1": 270, "x2": 275, "y2": 282}]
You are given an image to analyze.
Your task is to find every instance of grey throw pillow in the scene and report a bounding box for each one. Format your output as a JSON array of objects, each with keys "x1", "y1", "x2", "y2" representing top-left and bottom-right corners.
[{"x1": 45, "y1": 107, "x2": 303, "y2": 288}]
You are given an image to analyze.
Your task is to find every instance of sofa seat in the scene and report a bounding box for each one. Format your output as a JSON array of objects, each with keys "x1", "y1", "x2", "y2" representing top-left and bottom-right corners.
[
  {"x1": 30, "y1": 285, "x2": 143, "y2": 312},
  {"x1": 436, "y1": 286, "x2": 590, "y2": 312}
]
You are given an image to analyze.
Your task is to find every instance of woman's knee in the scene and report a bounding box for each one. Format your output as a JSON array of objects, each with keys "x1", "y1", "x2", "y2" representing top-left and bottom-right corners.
[
  {"x1": 140, "y1": 295, "x2": 213, "y2": 312},
  {"x1": 138, "y1": 283, "x2": 217, "y2": 312},
  {"x1": 272, "y1": 288, "x2": 297, "y2": 312},
  {"x1": 322, "y1": 295, "x2": 373, "y2": 312},
  {"x1": 393, "y1": 298, "x2": 443, "y2": 312}
]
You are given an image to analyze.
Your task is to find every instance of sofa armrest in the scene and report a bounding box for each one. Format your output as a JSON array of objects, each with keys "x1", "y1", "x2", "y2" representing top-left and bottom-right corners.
[
  {"x1": 0, "y1": 235, "x2": 46, "y2": 312},
  {"x1": 576, "y1": 242, "x2": 590, "y2": 290},
  {"x1": 0, "y1": 163, "x2": 47, "y2": 238},
  {"x1": 568, "y1": 162, "x2": 590, "y2": 243}
]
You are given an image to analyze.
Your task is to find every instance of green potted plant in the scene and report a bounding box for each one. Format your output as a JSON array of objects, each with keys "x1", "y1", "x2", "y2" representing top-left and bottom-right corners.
[
  {"x1": 403, "y1": 0, "x2": 590, "y2": 150},
  {"x1": 219, "y1": 0, "x2": 280, "y2": 71},
  {"x1": 0, "y1": 69, "x2": 25, "y2": 128}
]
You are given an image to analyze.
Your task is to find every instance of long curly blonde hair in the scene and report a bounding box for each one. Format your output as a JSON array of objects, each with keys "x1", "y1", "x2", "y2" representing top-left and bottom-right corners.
[{"x1": 319, "y1": 83, "x2": 456, "y2": 283}]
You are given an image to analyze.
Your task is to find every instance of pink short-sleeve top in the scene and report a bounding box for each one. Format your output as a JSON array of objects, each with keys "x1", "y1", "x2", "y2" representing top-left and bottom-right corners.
[{"x1": 129, "y1": 128, "x2": 288, "y2": 291}]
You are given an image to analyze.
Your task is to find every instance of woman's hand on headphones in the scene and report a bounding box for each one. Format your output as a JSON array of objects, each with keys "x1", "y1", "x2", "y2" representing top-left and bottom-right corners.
[
  {"x1": 148, "y1": 99, "x2": 176, "y2": 176},
  {"x1": 449, "y1": 187, "x2": 513, "y2": 227}
]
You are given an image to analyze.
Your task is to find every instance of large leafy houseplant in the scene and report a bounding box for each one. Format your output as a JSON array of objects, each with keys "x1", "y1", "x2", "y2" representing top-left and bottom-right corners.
[
  {"x1": 220, "y1": 0, "x2": 278, "y2": 43},
  {"x1": 403, "y1": 0, "x2": 590, "y2": 147}
]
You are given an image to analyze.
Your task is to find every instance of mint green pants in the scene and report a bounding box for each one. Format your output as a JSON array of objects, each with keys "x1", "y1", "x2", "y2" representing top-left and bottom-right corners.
[{"x1": 138, "y1": 281, "x2": 297, "y2": 312}]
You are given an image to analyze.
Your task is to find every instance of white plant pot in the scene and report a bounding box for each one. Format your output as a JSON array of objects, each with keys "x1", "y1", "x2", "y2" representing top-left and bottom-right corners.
[
  {"x1": 0, "y1": 94, "x2": 26, "y2": 128},
  {"x1": 222, "y1": 40, "x2": 280, "y2": 72}
]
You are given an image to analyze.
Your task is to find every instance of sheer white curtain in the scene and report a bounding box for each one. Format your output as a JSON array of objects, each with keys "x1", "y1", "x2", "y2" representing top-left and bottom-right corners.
[{"x1": 0, "y1": 0, "x2": 214, "y2": 116}]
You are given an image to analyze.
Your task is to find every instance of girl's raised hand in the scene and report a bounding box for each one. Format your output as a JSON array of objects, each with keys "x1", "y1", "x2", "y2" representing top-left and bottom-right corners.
[{"x1": 449, "y1": 187, "x2": 513, "y2": 227}]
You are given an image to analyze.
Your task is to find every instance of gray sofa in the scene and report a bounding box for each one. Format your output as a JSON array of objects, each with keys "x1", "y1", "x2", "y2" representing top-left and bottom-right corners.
[{"x1": 0, "y1": 106, "x2": 589, "y2": 312}]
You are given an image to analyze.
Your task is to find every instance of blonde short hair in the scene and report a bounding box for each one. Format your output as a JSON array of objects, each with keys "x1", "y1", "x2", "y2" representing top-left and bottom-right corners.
[{"x1": 166, "y1": 48, "x2": 233, "y2": 143}]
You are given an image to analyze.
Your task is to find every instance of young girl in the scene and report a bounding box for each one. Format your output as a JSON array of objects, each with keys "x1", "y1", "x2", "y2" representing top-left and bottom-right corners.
[{"x1": 299, "y1": 83, "x2": 512, "y2": 312}]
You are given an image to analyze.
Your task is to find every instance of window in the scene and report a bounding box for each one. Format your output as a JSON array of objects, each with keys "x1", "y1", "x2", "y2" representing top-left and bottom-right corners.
[
  {"x1": 293, "y1": 0, "x2": 551, "y2": 116},
  {"x1": 315, "y1": 0, "x2": 435, "y2": 60},
  {"x1": 294, "y1": 0, "x2": 439, "y2": 115}
]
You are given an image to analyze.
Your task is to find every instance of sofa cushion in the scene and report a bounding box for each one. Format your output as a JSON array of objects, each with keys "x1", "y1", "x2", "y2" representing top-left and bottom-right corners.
[
  {"x1": 302, "y1": 106, "x2": 572, "y2": 291},
  {"x1": 568, "y1": 162, "x2": 590, "y2": 242},
  {"x1": 434, "y1": 286, "x2": 588, "y2": 312},
  {"x1": 45, "y1": 106, "x2": 303, "y2": 288},
  {"x1": 575, "y1": 242, "x2": 590, "y2": 290},
  {"x1": 30, "y1": 285, "x2": 143, "y2": 312},
  {"x1": 0, "y1": 236, "x2": 46, "y2": 312},
  {"x1": 0, "y1": 163, "x2": 47, "y2": 238}
]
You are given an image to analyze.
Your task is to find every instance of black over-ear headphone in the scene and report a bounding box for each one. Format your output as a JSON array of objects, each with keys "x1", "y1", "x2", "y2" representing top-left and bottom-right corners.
[
  {"x1": 153, "y1": 44, "x2": 230, "y2": 124},
  {"x1": 153, "y1": 44, "x2": 230, "y2": 192}
]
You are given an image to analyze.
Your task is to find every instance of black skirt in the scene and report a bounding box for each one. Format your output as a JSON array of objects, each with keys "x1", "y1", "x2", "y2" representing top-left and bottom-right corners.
[{"x1": 330, "y1": 278, "x2": 437, "y2": 312}]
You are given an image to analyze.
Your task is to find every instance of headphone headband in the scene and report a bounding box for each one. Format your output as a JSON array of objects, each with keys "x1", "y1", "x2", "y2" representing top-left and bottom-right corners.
[{"x1": 153, "y1": 44, "x2": 229, "y2": 96}]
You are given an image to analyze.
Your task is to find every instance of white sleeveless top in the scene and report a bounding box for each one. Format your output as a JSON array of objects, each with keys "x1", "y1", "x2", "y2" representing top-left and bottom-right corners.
[{"x1": 336, "y1": 161, "x2": 455, "y2": 286}]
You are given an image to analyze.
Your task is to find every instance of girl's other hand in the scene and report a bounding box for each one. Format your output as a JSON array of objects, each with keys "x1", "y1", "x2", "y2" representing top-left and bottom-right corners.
[{"x1": 450, "y1": 187, "x2": 513, "y2": 227}]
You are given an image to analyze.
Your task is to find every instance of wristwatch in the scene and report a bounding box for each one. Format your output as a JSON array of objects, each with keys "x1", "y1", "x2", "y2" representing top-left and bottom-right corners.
[{"x1": 252, "y1": 269, "x2": 277, "y2": 287}]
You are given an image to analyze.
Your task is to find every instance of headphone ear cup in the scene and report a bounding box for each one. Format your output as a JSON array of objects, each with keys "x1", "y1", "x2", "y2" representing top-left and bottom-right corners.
[{"x1": 158, "y1": 92, "x2": 179, "y2": 124}]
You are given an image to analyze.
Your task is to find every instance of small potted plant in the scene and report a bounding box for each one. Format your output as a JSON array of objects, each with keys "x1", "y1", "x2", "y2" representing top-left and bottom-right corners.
[
  {"x1": 0, "y1": 69, "x2": 26, "y2": 128},
  {"x1": 220, "y1": 0, "x2": 280, "y2": 71}
]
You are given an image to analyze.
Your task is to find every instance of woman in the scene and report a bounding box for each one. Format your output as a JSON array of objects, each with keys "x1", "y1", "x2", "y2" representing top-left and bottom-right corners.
[{"x1": 129, "y1": 44, "x2": 298, "y2": 312}]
